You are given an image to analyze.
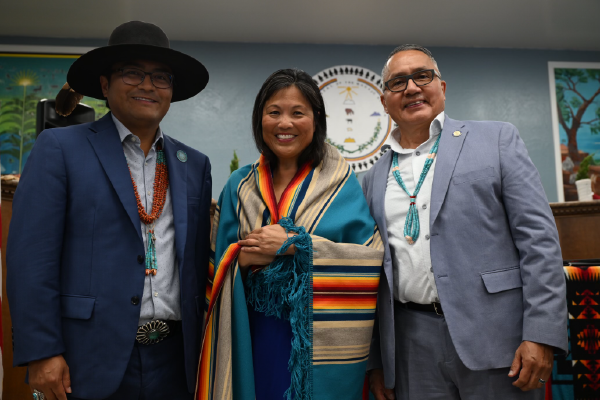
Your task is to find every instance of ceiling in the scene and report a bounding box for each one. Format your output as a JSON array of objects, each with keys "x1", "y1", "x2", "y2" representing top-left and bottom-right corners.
[{"x1": 2, "y1": 0, "x2": 599, "y2": 51}]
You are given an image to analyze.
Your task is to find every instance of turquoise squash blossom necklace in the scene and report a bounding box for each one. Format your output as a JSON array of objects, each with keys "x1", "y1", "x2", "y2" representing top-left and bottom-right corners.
[{"x1": 391, "y1": 133, "x2": 441, "y2": 245}]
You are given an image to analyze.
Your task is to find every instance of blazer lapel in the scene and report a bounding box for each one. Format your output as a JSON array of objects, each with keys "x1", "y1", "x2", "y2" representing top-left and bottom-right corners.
[
  {"x1": 87, "y1": 114, "x2": 143, "y2": 244},
  {"x1": 163, "y1": 135, "x2": 187, "y2": 269},
  {"x1": 372, "y1": 150, "x2": 394, "y2": 292},
  {"x1": 430, "y1": 117, "x2": 468, "y2": 226}
]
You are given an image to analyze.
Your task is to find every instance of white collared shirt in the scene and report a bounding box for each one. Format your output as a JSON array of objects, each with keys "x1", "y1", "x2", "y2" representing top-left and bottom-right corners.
[
  {"x1": 112, "y1": 114, "x2": 181, "y2": 324},
  {"x1": 385, "y1": 111, "x2": 444, "y2": 304}
]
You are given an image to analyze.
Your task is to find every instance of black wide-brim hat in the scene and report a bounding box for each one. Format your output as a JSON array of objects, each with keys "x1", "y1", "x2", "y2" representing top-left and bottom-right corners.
[{"x1": 67, "y1": 21, "x2": 208, "y2": 102}]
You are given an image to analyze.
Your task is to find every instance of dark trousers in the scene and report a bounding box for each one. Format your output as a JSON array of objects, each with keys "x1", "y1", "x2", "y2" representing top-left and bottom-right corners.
[
  {"x1": 68, "y1": 330, "x2": 192, "y2": 400},
  {"x1": 394, "y1": 303, "x2": 544, "y2": 400}
]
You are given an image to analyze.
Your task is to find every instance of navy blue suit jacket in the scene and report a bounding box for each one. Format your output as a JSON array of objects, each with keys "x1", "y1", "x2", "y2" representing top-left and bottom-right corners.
[{"x1": 7, "y1": 113, "x2": 212, "y2": 398}]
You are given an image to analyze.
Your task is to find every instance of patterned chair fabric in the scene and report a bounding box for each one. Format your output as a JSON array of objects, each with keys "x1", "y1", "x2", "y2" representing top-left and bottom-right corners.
[{"x1": 552, "y1": 261, "x2": 600, "y2": 400}]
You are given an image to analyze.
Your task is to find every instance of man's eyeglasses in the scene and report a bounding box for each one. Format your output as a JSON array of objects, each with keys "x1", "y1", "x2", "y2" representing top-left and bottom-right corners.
[
  {"x1": 384, "y1": 69, "x2": 440, "y2": 93},
  {"x1": 115, "y1": 67, "x2": 174, "y2": 89}
]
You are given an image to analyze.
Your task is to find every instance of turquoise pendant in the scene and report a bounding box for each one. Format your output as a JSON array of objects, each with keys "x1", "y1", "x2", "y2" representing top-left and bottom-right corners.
[
  {"x1": 391, "y1": 134, "x2": 441, "y2": 244},
  {"x1": 145, "y1": 229, "x2": 157, "y2": 276}
]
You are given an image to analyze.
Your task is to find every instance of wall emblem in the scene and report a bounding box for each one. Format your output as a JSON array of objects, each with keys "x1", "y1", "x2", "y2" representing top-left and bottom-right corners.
[{"x1": 313, "y1": 65, "x2": 393, "y2": 172}]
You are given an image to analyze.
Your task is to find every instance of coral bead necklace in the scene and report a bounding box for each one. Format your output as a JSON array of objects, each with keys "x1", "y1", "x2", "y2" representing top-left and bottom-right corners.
[{"x1": 128, "y1": 144, "x2": 169, "y2": 276}]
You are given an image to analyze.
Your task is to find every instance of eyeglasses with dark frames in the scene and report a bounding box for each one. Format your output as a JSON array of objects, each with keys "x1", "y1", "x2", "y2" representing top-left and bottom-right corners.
[
  {"x1": 114, "y1": 67, "x2": 174, "y2": 89},
  {"x1": 384, "y1": 69, "x2": 440, "y2": 93}
]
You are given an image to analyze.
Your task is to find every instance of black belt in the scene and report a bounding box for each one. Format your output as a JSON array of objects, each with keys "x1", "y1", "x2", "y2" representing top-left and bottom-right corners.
[
  {"x1": 400, "y1": 301, "x2": 444, "y2": 316},
  {"x1": 136, "y1": 320, "x2": 182, "y2": 345}
]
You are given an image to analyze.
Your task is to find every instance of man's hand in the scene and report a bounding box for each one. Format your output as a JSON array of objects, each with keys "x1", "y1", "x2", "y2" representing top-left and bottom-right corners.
[
  {"x1": 369, "y1": 368, "x2": 395, "y2": 400},
  {"x1": 29, "y1": 355, "x2": 71, "y2": 400},
  {"x1": 509, "y1": 341, "x2": 553, "y2": 391},
  {"x1": 238, "y1": 225, "x2": 296, "y2": 256}
]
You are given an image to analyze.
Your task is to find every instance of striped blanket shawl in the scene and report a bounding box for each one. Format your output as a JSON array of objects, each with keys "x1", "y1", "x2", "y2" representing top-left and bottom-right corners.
[{"x1": 196, "y1": 145, "x2": 384, "y2": 399}]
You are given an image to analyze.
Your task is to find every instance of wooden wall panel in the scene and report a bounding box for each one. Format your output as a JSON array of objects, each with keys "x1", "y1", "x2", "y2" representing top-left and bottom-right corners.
[
  {"x1": 550, "y1": 201, "x2": 600, "y2": 261},
  {"x1": 2, "y1": 180, "x2": 30, "y2": 399}
]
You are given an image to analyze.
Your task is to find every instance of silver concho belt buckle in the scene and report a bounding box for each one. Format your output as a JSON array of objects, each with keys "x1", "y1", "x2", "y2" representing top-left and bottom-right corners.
[{"x1": 136, "y1": 320, "x2": 170, "y2": 345}]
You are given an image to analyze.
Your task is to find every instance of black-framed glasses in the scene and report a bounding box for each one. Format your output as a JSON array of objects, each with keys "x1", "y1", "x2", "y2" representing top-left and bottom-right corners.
[
  {"x1": 115, "y1": 67, "x2": 174, "y2": 89},
  {"x1": 384, "y1": 69, "x2": 439, "y2": 92}
]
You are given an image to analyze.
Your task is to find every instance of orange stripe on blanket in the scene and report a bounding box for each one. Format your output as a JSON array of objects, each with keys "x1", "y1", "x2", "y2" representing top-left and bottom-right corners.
[
  {"x1": 198, "y1": 312, "x2": 214, "y2": 398},
  {"x1": 314, "y1": 297, "x2": 377, "y2": 304},
  {"x1": 256, "y1": 156, "x2": 278, "y2": 222},
  {"x1": 314, "y1": 297, "x2": 378, "y2": 309},
  {"x1": 277, "y1": 162, "x2": 312, "y2": 219},
  {"x1": 314, "y1": 277, "x2": 379, "y2": 284},
  {"x1": 256, "y1": 155, "x2": 312, "y2": 224},
  {"x1": 205, "y1": 244, "x2": 241, "y2": 327},
  {"x1": 314, "y1": 306, "x2": 376, "y2": 311},
  {"x1": 313, "y1": 286, "x2": 378, "y2": 293},
  {"x1": 313, "y1": 278, "x2": 380, "y2": 292},
  {"x1": 204, "y1": 284, "x2": 213, "y2": 301},
  {"x1": 314, "y1": 293, "x2": 378, "y2": 300},
  {"x1": 197, "y1": 243, "x2": 241, "y2": 399}
]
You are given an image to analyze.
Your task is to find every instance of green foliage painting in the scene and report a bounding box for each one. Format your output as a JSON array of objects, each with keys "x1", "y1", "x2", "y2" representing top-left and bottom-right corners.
[
  {"x1": 552, "y1": 64, "x2": 600, "y2": 200},
  {"x1": 0, "y1": 52, "x2": 109, "y2": 175}
]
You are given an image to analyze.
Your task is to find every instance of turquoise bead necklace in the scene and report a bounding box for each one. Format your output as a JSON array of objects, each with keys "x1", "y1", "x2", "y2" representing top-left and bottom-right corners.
[{"x1": 391, "y1": 133, "x2": 441, "y2": 244}]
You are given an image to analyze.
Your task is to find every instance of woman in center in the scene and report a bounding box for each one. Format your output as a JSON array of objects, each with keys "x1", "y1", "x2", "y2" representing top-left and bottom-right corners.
[{"x1": 197, "y1": 69, "x2": 384, "y2": 400}]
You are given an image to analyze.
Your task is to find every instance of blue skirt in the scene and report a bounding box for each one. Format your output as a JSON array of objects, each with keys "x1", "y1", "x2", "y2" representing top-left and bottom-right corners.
[{"x1": 248, "y1": 305, "x2": 293, "y2": 399}]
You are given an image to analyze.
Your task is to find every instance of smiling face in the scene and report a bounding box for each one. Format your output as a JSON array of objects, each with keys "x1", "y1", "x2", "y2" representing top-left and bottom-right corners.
[
  {"x1": 381, "y1": 50, "x2": 446, "y2": 134},
  {"x1": 100, "y1": 59, "x2": 172, "y2": 131},
  {"x1": 262, "y1": 85, "x2": 315, "y2": 166}
]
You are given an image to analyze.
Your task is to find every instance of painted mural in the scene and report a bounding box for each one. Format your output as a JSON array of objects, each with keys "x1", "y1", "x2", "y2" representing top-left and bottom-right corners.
[
  {"x1": 550, "y1": 63, "x2": 600, "y2": 201},
  {"x1": 0, "y1": 53, "x2": 108, "y2": 175}
]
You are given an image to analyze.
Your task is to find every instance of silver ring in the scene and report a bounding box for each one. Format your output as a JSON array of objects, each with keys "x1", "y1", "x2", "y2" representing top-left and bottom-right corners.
[
  {"x1": 33, "y1": 389, "x2": 45, "y2": 400},
  {"x1": 538, "y1": 378, "x2": 546, "y2": 384}
]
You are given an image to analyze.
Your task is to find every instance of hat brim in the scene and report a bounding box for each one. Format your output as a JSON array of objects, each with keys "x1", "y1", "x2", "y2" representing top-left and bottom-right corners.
[{"x1": 67, "y1": 44, "x2": 209, "y2": 102}]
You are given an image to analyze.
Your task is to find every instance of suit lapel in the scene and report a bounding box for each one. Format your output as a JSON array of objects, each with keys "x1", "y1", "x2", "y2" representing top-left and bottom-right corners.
[
  {"x1": 430, "y1": 117, "x2": 468, "y2": 226},
  {"x1": 371, "y1": 150, "x2": 393, "y2": 292},
  {"x1": 87, "y1": 114, "x2": 143, "y2": 244},
  {"x1": 163, "y1": 135, "x2": 187, "y2": 270}
]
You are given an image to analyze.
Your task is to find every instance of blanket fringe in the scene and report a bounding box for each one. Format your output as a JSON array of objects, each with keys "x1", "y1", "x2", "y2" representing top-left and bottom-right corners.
[{"x1": 245, "y1": 217, "x2": 313, "y2": 400}]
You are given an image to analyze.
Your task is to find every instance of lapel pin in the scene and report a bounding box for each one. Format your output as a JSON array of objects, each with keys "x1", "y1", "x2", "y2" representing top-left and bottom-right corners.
[
  {"x1": 453, "y1": 130, "x2": 462, "y2": 137},
  {"x1": 176, "y1": 150, "x2": 188, "y2": 163}
]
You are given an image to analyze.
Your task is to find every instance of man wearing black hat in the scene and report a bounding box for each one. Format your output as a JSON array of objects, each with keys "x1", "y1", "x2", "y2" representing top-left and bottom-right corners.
[{"x1": 7, "y1": 21, "x2": 212, "y2": 400}]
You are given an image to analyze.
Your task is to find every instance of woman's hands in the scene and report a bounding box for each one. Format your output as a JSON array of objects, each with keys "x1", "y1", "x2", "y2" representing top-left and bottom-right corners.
[
  {"x1": 237, "y1": 225, "x2": 297, "y2": 279},
  {"x1": 239, "y1": 225, "x2": 296, "y2": 257}
]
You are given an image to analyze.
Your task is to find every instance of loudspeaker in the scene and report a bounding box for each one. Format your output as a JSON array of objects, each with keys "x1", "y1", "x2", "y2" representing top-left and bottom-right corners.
[{"x1": 36, "y1": 99, "x2": 95, "y2": 137}]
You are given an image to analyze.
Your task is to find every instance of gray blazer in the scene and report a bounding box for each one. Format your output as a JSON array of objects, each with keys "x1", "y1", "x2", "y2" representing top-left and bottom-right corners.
[{"x1": 362, "y1": 117, "x2": 568, "y2": 388}]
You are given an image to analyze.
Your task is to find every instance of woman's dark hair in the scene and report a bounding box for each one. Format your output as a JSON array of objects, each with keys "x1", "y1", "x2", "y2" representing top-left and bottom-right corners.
[{"x1": 251, "y1": 68, "x2": 327, "y2": 170}]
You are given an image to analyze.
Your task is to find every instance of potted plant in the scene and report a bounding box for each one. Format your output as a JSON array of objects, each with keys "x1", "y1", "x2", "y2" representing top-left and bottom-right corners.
[
  {"x1": 230, "y1": 150, "x2": 239, "y2": 176},
  {"x1": 575, "y1": 154, "x2": 594, "y2": 201}
]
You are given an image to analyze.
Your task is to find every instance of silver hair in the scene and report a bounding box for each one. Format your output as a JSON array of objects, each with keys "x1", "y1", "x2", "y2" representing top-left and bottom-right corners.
[{"x1": 381, "y1": 44, "x2": 442, "y2": 83}]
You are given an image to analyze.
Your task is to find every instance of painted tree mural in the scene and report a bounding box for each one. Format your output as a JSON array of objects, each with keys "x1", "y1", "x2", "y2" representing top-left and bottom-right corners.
[{"x1": 555, "y1": 68, "x2": 600, "y2": 163}]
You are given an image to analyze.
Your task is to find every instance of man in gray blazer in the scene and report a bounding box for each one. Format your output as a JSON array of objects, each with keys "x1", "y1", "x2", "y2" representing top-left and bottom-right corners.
[{"x1": 363, "y1": 44, "x2": 568, "y2": 400}]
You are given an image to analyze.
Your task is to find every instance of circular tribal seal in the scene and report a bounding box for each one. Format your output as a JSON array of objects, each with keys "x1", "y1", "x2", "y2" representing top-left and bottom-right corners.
[{"x1": 313, "y1": 65, "x2": 393, "y2": 172}]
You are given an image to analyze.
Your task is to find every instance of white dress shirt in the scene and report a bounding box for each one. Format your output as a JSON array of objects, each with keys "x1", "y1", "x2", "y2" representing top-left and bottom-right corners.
[
  {"x1": 385, "y1": 111, "x2": 444, "y2": 304},
  {"x1": 112, "y1": 114, "x2": 181, "y2": 324}
]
